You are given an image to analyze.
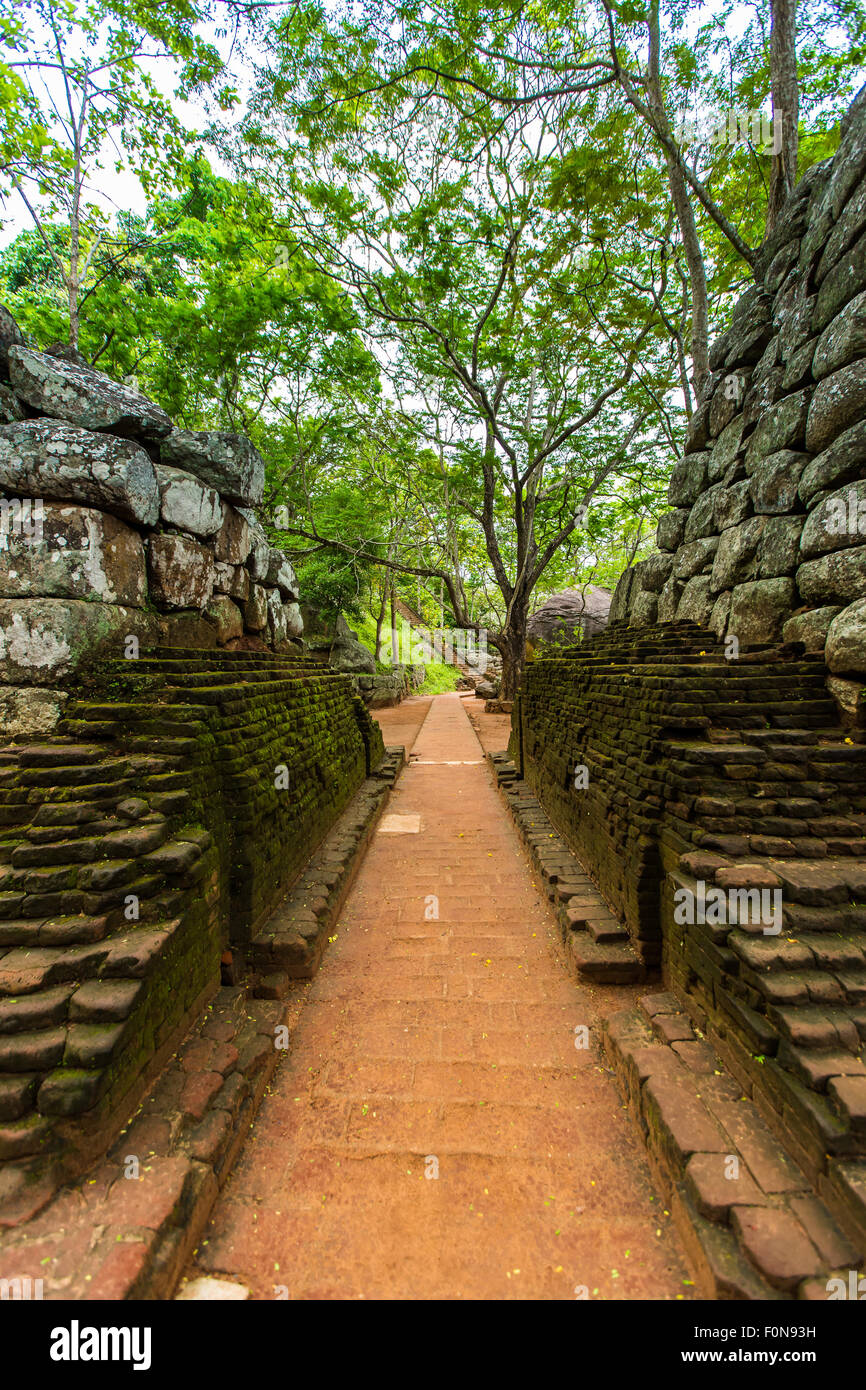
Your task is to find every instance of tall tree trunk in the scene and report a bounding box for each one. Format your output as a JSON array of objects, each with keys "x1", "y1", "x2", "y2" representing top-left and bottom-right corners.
[
  {"x1": 374, "y1": 578, "x2": 388, "y2": 661},
  {"x1": 767, "y1": 0, "x2": 799, "y2": 234},
  {"x1": 498, "y1": 606, "x2": 528, "y2": 702},
  {"x1": 389, "y1": 584, "x2": 398, "y2": 665}
]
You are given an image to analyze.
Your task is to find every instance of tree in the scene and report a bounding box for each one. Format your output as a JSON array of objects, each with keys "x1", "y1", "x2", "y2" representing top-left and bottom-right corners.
[
  {"x1": 229, "y1": 28, "x2": 689, "y2": 695},
  {"x1": 0, "y1": 0, "x2": 229, "y2": 348}
]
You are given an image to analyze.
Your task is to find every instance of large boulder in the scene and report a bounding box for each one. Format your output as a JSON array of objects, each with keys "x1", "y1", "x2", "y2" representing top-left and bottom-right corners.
[
  {"x1": 214, "y1": 504, "x2": 251, "y2": 565},
  {"x1": 204, "y1": 595, "x2": 244, "y2": 644},
  {"x1": 806, "y1": 359, "x2": 866, "y2": 454},
  {"x1": 526, "y1": 586, "x2": 611, "y2": 647},
  {"x1": 797, "y1": 545, "x2": 866, "y2": 604},
  {"x1": 728, "y1": 578, "x2": 796, "y2": 644},
  {"x1": 826, "y1": 599, "x2": 866, "y2": 674},
  {"x1": 8, "y1": 346, "x2": 172, "y2": 441},
  {"x1": 0, "y1": 420, "x2": 159, "y2": 526},
  {"x1": 799, "y1": 419, "x2": 866, "y2": 504},
  {"x1": 813, "y1": 289, "x2": 866, "y2": 379},
  {"x1": 265, "y1": 548, "x2": 298, "y2": 600},
  {"x1": 148, "y1": 533, "x2": 215, "y2": 610},
  {"x1": 329, "y1": 623, "x2": 376, "y2": 674},
  {"x1": 0, "y1": 503, "x2": 146, "y2": 605},
  {"x1": 0, "y1": 383, "x2": 25, "y2": 424},
  {"x1": 154, "y1": 465, "x2": 222, "y2": 537},
  {"x1": 0, "y1": 305, "x2": 26, "y2": 381},
  {"x1": 0, "y1": 599, "x2": 156, "y2": 684},
  {"x1": 0, "y1": 685, "x2": 68, "y2": 735},
  {"x1": 161, "y1": 429, "x2": 264, "y2": 506}
]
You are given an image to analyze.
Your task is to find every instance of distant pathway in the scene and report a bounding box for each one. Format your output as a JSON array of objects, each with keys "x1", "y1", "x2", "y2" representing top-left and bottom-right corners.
[{"x1": 183, "y1": 694, "x2": 690, "y2": 1299}]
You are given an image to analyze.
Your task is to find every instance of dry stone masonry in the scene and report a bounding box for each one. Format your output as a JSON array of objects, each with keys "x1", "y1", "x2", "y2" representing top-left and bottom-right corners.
[
  {"x1": 510, "y1": 88, "x2": 866, "y2": 1286},
  {"x1": 0, "y1": 328, "x2": 387, "y2": 1218}
]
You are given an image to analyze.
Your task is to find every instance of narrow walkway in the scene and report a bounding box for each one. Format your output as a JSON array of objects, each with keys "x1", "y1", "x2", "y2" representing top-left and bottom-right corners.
[{"x1": 185, "y1": 694, "x2": 690, "y2": 1299}]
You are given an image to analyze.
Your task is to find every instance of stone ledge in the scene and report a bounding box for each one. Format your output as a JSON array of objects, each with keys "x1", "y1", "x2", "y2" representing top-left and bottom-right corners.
[
  {"x1": 249, "y1": 746, "x2": 404, "y2": 983},
  {"x1": 488, "y1": 751, "x2": 645, "y2": 985},
  {"x1": 602, "y1": 995, "x2": 866, "y2": 1299}
]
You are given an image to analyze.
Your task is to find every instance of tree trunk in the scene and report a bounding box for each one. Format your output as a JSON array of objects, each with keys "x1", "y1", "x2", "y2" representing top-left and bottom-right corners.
[
  {"x1": 389, "y1": 584, "x2": 398, "y2": 665},
  {"x1": 767, "y1": 0, "x2": 799, "y2": 234},
  {"x1": 498, "y1": 607, "x2": 528, "y2": 702},
  {"x1": 374, "y1": 578, "x2": 388, "y2": 662}
]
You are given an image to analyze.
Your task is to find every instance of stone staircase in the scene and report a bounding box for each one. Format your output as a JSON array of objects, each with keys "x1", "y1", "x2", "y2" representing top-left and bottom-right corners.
[{"x1": 0, "y1": 645, "x2": 383, "y2": 1189}]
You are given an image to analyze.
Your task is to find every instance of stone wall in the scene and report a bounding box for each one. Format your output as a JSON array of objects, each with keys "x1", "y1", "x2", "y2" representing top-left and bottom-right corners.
[
  {"x1": 511, "y1": 91, "x2": 866, "y2": 1252},
  {"x1": 0, "y1": 313, "x2": 304, "y2": 735},
  {"x1": 613, "y1": 85, "x2": 866, "y2": 723},
  {"x1": 0, "y1": 320, "x2": 387, "y2": 1204}
]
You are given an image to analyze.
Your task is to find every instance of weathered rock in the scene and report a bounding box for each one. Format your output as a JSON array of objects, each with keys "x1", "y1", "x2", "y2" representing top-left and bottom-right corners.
[
  {"x1": 708, "y1": 416, "x2": 747, "y2": 481},
  {"x1": 722, "y1": 286, "x2": 774, "y2": 366},
  {"x1": 675, "y1": 575, "x2": 713, "y2": 624},
  {"x1": 744, "y1": 389, "x2": 810, "y2": 469},
  {"x1": 284, "y1": 602, "x2": 303, "y2": 638},
  {"x1": 799, "y1": 419, "x2": 866, "y2": 504},
  {"x1": 244, "y1": 524, "x2": 271, "y2": 582},
  {"x1": 715, "y1": 479, "x2": 753, "y2": 530},
  {"x1": 609, "y1": 566, "x2": 639, "y2": 623},
  {"x1": 683, "y1": 400, "x2": 711, "y2": 454},
  {"x1": 0, "y1": 503, "x2": 146, "y2": 605},
  {"x1": 728, "y1": 578, "x2": 796, "y2": 644},
  {"x1": 203, "y1": 595, "x2": 244, "y2": 644},
  {"x1": 749, "y1": 450, "x2": 809, "y2": 514},
  {"x1": 214, "y1": 504, "x2": 251, "y2": 565},
  {"x1": 265, "y1": 549, "x2": 299, "y2": 601},
  {"x1": 826, "y1": 599, "x2": 866, "y2": 675},
  {"x1": 148, "y1": 533, "x2": 215, "y2": 610},
  {"x1": 244, "y1": 584, "x2": 268, "y2": 632},
  {"x1": 527, "y1": 587, "x2": 611, "y2": 643},
  {"x1": 813, "y1": 289, "x2": 866, "y2": 379},
  {"x1": 0, "y1": 383, "x2": 25, "y2": 424},
  {"x1": 0, "y1": 305, "x2": 26, "y2": 381},
  {"x1": 0, "y1": 600, "x2": 156, "y2": 683},
  {"x1": 668, "y1": 452, "x2": 708, "y2": 507},
  {"x1": 800, "y1": 479, "x2": 866, "y2": 557},
  {"x1": 711, "y1": 516, "x2": 766, "y2": 591},
  {"x1": 0, "y1": 685, "x2": 68, "y2": 734},
  {"x1": 631, "y1": 589, "x2": 658, "y2": 623},
  {"x1": 0, "y1": 420, "x2": 159, "y2": 526},
  {"x1": 709, "y1": 590, "x2": 731, "y2": 639},
  {"x1": 806, "y1": 359, "x2": 866, "y2": 454},
  {"x1": 657, "y1": 576, "x2": 681, "y2": 622},
  {"x1": 782, "y1": 606, "x2": 843, "y2": 651},
  {"x1": 8, "y1": 346, "x2": 172, "y2": 441},
  {"x1": 758, "y1": 515, "x2": 803, "y2": 577},
  {"x1": 673, "y1": 537, "x2": 717, "y2": 582},
  {"x1": 684, "y1": 485, "x2": 724, "y2": 542},
  {"x1": 797, "y1": 545, "x2": 866, "y2": 604},
  {"x1": 155, "y1": 465, "x2": 222, "y2": 537},
  {"x1": 641, "y1": 552, "x2": 676, "y2": 592},
  {"x1": 329, "y1": 628, "x2": 376, "y2": 674},
  {"x1": 213, "y1": 562, "x2": 250, "y2": 601},
  {"x1": 160, "y1": 429, "x2": 264, "y2": 506},
  {"x1": 656, "y1": 509, "x2": 689, "y2": 552},
  {"x1": 815, "y1": 227, "x2": 866, "y2": 334}
]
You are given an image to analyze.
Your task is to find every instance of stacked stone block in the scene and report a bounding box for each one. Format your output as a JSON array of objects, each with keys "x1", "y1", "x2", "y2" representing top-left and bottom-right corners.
[
  {"x1": 0, "y1": 321, "x2": 304, "y2": 734},
  {"x1": 613, "y1": 85, "x2": 866, "y2": 720}
]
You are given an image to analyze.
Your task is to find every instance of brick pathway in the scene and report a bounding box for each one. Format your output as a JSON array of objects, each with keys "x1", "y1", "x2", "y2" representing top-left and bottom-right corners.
[{"x1": 182, "y1": 694, "x2": 691, "y2": 1299}]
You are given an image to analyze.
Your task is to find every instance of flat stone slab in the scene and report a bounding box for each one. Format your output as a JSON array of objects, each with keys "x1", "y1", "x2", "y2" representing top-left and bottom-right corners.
[{"x1": 176, "y1": 1276, "x2": 250, "y2": 1300}]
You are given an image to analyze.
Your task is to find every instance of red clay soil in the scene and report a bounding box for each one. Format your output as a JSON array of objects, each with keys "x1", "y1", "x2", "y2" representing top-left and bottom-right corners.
[{"x1": 180, "y1": 694, "x2": 692, "y2": 1300}]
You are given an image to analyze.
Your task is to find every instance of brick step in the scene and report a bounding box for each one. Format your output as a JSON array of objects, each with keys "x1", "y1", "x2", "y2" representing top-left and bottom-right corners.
[
  {"x1": 566, "y1": 934, "x2": 644, "y2": 982},
  {"x1": 603, "y1": 1002, "x2": 865, "y2": 1298}
]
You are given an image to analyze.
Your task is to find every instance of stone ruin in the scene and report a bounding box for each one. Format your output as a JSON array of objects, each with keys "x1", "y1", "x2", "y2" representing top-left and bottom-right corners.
[
  {"x1": 501, "y1": 87, "x2": 866, "y2": 1290},
  {"x1": 0, "y1": 321, "x2": 387, "y2": 1213}
]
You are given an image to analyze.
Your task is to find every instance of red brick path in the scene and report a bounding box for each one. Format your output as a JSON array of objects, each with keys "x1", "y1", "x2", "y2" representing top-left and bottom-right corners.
[{"x1": 182, "y1": 694, "x2": 691, "y2": 1299}]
